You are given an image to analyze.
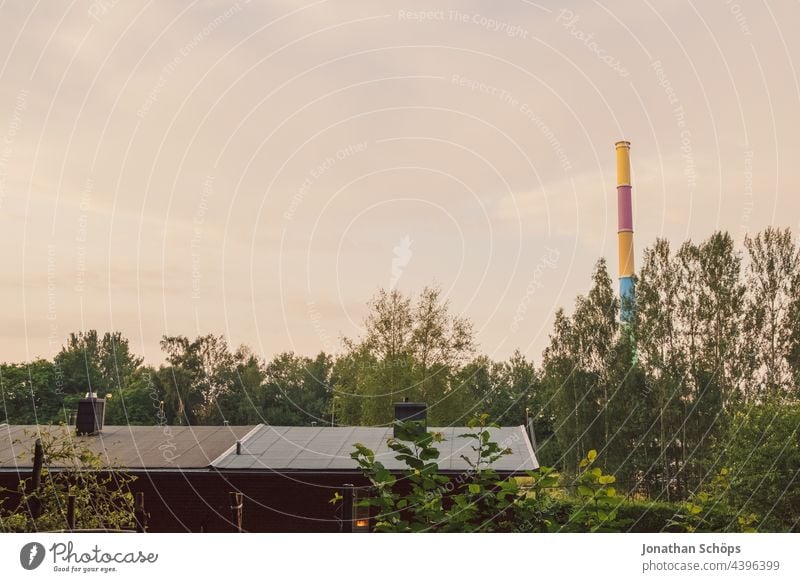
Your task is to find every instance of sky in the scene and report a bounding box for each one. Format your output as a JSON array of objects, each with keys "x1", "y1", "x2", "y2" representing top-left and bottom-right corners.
[{"x1": 0, "y1": 0, "x2": 798, "y2": 366}]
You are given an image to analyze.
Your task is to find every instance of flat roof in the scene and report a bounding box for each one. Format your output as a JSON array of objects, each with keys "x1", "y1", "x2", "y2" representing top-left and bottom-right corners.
[
  {"x1": 0, "y1": 424, "x2": 256, "y2": 470},
  {"x1": 0, "y1": 424, "x2": 539, "y2": 473},
  {"x1": 213, "y1": 425, "x2": 539, "y2": 473}
]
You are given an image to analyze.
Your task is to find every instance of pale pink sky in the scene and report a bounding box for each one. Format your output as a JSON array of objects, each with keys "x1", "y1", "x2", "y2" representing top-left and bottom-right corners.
[{"x1": 0, "y1": 1, "x2": 798, "y2": 365}]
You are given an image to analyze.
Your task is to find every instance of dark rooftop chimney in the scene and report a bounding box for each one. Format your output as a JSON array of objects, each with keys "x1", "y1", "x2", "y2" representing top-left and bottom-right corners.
[
  {"x1": 393, "y1": 401, "x2": 427, "y2": 438},
  {"x1": 75, "y1": 393, "x2": 105, "y2": 435}
]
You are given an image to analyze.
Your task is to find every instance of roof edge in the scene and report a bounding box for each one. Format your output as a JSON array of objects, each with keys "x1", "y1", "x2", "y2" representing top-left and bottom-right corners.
[
  {"x1": 518, "y1": 425, "x2": 539, "y2": 470},
  {"x1": 209, "y1": 423, "x2": 264, "y2": 467}
]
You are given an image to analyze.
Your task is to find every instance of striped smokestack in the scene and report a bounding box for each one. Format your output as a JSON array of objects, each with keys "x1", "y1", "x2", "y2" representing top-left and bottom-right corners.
[{"x1": 616, "y1": 140, "x2": 635, "y2": 323}]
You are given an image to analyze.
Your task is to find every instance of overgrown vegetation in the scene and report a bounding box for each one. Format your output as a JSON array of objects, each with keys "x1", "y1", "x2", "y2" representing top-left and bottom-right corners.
[
  {"x1": 0, "y1": 428, "x2": 137, "y2": 532},
  {"x1": 1, "y1": 227, "x2": 798, "y2": 531},
  {"x1": 342, "y1": 419, "x2": 765, "y2": 533}
]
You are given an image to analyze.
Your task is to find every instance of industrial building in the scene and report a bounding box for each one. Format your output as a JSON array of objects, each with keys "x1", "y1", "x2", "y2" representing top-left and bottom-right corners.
[{"x1": 0, "y1": 401, "x2": 538, "y2": 532}]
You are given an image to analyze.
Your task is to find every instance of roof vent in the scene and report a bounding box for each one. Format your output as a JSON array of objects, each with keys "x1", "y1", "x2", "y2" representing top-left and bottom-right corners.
[
  {"x1": 393, "y1": 401, "x2": 427, "y2": 438},
  {"x1": 76, "y1": 393, "x2": 105, "y2": 435}
]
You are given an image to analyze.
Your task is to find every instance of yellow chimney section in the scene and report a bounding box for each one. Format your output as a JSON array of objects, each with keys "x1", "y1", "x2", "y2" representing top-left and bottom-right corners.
[{"x1": 615, "y1": 140, "x2": 631, "y2": 186}]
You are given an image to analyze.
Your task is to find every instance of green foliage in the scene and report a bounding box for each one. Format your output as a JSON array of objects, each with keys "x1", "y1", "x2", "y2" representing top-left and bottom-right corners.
[
  {"x1": 539, "y1": 229, "x2": 799, "y2": 514},
  {"x1": 335, "y1": 286, "x2": 476, "y2": 426},
  {"x1": 0, "y1": 428, "x2": 137, "y2": 532},
  {"x1": 157, "y1": 340, "x2": 336, "y2": 427},
  {"x1": 350, "y1": 417, "x2": 533, "y2": 532},
  {"x1": 104, "y1": 368, "x2": 163, "y2": 425},
  {"x1": 666, "y1": 467, "x2": 757, "y2": 533},
  {"x1": 349, "y1": 422, "x2": 448, "y2": 532},
  {"x1": 160, "y1": 334, "x2": 235, "y2": 424},
  {"x1": 54, "y1": 331, "x2": 143, "y2": 395},
  {"x1": 563, "y1": 450, "x2": 628, "y2": 532},
  {"x1": 544, "y1": 498, "x2": 739, "y2": 532},
  {"x1": 454, "y1": 351, "x2": 547, "y2": 434},
  {"x1": 345, "y1": 421, "x2": 769, "y2": 533},
  {"x1": 445, "y1": 414, "x2": 519, "y2": 532},
  {"x1": 0, "y1": 228, "x2": 798, "y2": 533},
  {"x1": 743, "y1": 227, "x2": 800, "y2": 399},
  {"x1": 722, "y1": 403, "x2": 800, "y2": 531},
  {"x1": 0, "y1": 360, "x2": 60, "y2": 424},
  {"x1": 540, "y1": 260, "x2": 620, "y2": 471},
  {"x1": 445, "y1": 416, "x2": 562, "y2": 533},
  {"x1": 260, "y1": 352, "x2": 333, "y2": 426},
  {"x1": 347, "y1": 419, "x2": 623, "y2": 532}
]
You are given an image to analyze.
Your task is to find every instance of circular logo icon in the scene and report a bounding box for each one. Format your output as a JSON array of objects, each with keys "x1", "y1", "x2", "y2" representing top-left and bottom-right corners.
[{"x1": 20, "y1": 542, "x2": 46, "y2": 570}]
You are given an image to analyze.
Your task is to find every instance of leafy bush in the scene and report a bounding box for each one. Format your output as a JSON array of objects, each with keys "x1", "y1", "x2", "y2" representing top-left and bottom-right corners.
[
  {"x1": 560, "y1": 449, "x2": 629, "y2": 532},
  {"x1": 722, "y1": 403, "x2": 800, "y2": 532},
  {"x1": 0, "y1": 427, "x2": 137, "y2": 532},
  {"x1": 348, "y1": 416, "x2": 560, "y2": 532},
  {"x1": 344, "y1": 417, "x2": 772, "y2": 533},
  {"x1": 668, "y1": 467, "x2": 760, "y2": 533}
]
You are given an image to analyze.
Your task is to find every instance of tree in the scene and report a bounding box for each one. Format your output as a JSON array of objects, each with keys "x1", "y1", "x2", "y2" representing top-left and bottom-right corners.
[
  {"x1": 696, "y1": 232, "x2": 745, "y2": 415},
  {"x1": 675, "y1": 234, "x2": 743, "y2": 496},
  {"x1": 602, "y1": 331, "x2": 649, "y2": 493},
  {"x1": 159, "y1": 334, "x2": 236, "y2": 424},
  {"x1": 722, "y1": 403, "x2": 800, "y2": 531},
  {"x1": 632, "y1": 234, "x2": 745, "y2": 499},
  {"x1": 448, "y1": 356, "x2": 492, "y2": 423},
  {"x1": 744, "y1": 227, "x2": 800, "y2": 401},
  {"x1": 337, "y1": 286, "x2": 475, "y2": 426},
  {"x1": 260, "y1": 352, "x2": 332, "y2": 426},
  {"x1": 455, "y1": 351, "x2": 545, "y2": 431},
  {"x1": 53, "y1": 331, "x2": 143, "y2": 396},
  {"x1": 541, "y1": 308, "x2": 586, "y2": 468},
  {"x1": 635, "y1": 238, "x2": 690, "y2": 498},
  {"x1": 0, "y1": 428, "x2": 137, "y2": 532},
  {"x1": 570, "y1": 259, "x2": 618, "y2": 450},
  {"x1": 156, "y1": 364, "x2": 199, "y2": 425},
  {"x1": 98, "y1": 332, "x2": 144, "y2": 391},
  {"x1": 0, "y1": 360, "x2": 61, "y2": 424},
  {"x1": 53, "y1": 330, "x2": 103, "y2": 395},
  {"x1": 541, "y1": 260, "x2": 621, "y2": 473},
  {"x1": 104, "y1": 367, "x2": 163, "y2": 426},
  {"x1": 789, "y1": 287, "x2": 800, "y2": 393},
  {"x1": 208, "y1": 347, "x2": 268, "y2": 425},
  {"x1": 331, "y1": 348, "x2": 377, "y2": 426}
]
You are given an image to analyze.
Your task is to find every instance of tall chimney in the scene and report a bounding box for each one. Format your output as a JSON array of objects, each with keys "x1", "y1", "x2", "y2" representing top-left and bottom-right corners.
[{"x1": 615, "y1": 140, "x2": 635, "y2": 323}]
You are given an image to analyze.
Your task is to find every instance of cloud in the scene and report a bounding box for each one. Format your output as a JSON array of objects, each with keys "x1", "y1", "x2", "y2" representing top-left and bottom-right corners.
[{"x1": 1, "y1": 1, "x2": 799, "y2": 363}]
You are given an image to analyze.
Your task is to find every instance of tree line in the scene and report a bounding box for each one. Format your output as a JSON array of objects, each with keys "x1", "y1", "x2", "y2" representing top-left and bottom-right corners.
[
  {"x1": 539, "y1": 227, "x2": 799, "y2": 529},
  {"x1": 1, "y1": 227, "x2": 798, "y2": 530}
]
